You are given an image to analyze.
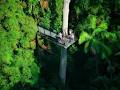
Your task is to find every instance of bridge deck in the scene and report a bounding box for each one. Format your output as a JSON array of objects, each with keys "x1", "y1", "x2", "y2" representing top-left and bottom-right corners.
[
  {"x1": 38, "y1": 27, "x2": 57, "y2": 38},
  {"x1": 38, "y1": 26, "x2": 76, "y2": 49}
]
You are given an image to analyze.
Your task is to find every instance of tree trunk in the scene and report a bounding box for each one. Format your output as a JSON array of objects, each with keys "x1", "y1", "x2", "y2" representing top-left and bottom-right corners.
[
  {"x1": 62, "y1": 0, "x2": 71, "y2": 36},
  {"x1": 59, "y1": 0, "x2": 71, "y2": 85}
]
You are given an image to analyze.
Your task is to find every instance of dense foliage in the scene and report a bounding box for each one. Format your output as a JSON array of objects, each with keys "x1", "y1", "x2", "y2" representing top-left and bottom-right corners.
[
  {"x1": 39, "y1": 0, "x2": 63, "y2": 32},
  {"x1": 0, "y1": 0, "x2": 39, "y2": 89},
  {"x1": 68, "y1": 0, "x2": 120, "y2": 90}
]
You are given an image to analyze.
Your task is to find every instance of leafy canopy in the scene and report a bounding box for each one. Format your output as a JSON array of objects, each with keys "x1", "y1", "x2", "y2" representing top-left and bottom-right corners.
[{"x1": 0, "y1": 0, "x2": 40, "y2": 89}]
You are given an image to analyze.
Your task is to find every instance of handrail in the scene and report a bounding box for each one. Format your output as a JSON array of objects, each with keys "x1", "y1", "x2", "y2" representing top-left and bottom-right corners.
[
  {"x1": 38, "y1": 26, "x2": 77, "y2": 49},
  {"x1": 38, "y1": 26, "x2": 57, "y2": 38}
]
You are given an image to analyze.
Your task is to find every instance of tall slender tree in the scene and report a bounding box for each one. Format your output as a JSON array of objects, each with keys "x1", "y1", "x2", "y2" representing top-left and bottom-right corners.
[{"x1": 62, "y1": 0, "x2": 71, "y2": 36}]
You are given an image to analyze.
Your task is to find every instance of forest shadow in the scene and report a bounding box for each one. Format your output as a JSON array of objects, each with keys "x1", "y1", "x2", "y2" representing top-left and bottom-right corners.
[
  {"x1": 35, "y1": 35, "x2": 63, "y2": 89},
  {"x1": 49, "y1": 0, "x2": 57, "y2": 31},
  {"x1": 67, "y1": 44, "x2": 97, "y2": 90}
]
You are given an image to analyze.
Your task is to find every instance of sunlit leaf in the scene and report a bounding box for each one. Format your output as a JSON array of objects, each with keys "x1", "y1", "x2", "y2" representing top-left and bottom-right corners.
[{"x1": 79, "y1": 31, "x2": 92, "y2": 44}]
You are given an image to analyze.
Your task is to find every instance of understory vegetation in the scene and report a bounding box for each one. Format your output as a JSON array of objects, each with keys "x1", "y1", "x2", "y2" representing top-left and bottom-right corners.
[{"x1": 0, "y1": 0, "x2": 120, "y2": 90}]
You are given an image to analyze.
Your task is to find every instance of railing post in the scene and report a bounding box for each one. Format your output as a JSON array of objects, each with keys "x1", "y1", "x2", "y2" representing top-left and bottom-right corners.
[
  {"x1": 44, "y1": 29, "x2": 45, "y2": 34},
  {"x1": 50, "y1": 31, "x2": 51, "y2": 36}
]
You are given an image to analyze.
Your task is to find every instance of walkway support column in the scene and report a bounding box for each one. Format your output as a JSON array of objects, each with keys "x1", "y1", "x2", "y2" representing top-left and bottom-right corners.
[{"x1": 59, "y1": 47, "x2": 67, "y2": 84}]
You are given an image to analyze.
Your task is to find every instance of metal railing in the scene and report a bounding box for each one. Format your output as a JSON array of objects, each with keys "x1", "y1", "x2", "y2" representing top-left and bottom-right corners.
[
  {"x1": 38, "y1": 26, "x2": 57, "y2": 38},
  {"x1": 38, "y1": 26, "x2": 76, "y2": 48}
]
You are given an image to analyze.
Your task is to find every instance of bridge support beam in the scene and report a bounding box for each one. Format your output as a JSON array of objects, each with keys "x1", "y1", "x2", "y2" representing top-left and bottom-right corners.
[{"x1": 59, "y1": 47, "x2": 67, "y2": 84}]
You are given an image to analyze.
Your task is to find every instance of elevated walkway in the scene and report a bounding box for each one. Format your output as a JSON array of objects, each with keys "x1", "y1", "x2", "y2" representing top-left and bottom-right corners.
[{"x1": 38, "y1": 26, "x2": 76, "y2": 49}]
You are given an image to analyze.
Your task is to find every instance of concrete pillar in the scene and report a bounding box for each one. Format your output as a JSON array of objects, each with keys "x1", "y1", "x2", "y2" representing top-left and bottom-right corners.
[{"x1": 59, "y1": 47, "x2": 67, "y2": 84}]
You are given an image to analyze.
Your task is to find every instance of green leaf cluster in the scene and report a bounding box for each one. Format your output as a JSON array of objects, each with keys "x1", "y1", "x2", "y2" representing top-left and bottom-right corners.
[
  {"x1": 0, "y1": 0, "x2": 40, "y2": 89},
  {"x1": 78, "y1": 14, "x2": 117, "y2": 59},
  {"x1": 54, "y1": 0, "x2": 63, "y2": 32},
  {"x1": 37, "y1": 0, "x2": 63, "y2": 32}
]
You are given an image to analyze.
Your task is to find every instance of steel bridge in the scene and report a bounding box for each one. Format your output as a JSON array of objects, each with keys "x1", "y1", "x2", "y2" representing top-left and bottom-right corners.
[{"x1": 38, "y1": 26, "x2": 76, "y2": 49}]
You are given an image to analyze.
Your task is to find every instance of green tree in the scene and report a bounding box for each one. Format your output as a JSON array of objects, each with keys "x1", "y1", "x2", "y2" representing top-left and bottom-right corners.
[
  {"x1": 54, "y1": 0, "x2": 63, "y2": 32},
  {"x1": 0, "y1": 0, "x2": 40, "y2": 89},
  {"x1": 79, "y1": 14, "x2": 117, "y2": 59}
]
